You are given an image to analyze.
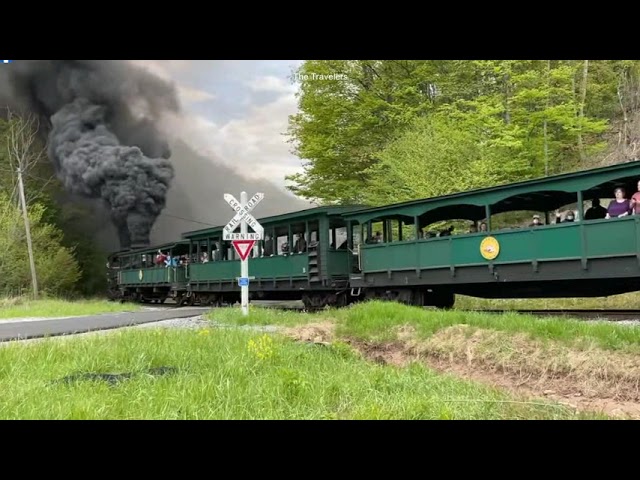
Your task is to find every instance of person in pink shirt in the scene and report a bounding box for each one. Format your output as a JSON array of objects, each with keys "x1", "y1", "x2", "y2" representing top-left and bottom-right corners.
[{"x1": 630, "y1": 180, "x2": 640, "y2": 215}]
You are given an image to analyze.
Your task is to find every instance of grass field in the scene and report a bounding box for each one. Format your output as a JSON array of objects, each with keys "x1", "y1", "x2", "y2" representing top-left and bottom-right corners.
[
  {"x1": 0, "y1": 327, "x2": 598, "y2": 419},
  {"x1": 0, "y1": 297, "x2": 141, "y2": 320},
  {"x1": 208, "y1": 301, "x2": 640, "y2": 415},
  {"x1": 211, "y1": 301, "x2": 640, "y2": 353}
]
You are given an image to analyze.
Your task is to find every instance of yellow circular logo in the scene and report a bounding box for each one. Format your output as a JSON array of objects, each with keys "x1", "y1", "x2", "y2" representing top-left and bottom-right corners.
[
  {"x1": 480, "y1": 236, "x2": 500, "y2": 260},
  {"x1": 138, "y1": 269, "x2": 144, "y2": 281}
]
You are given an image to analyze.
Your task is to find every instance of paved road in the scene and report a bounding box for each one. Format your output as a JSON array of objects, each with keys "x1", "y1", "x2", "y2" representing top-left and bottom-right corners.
[{"x1": 0, "y1": 307, "x2": 211, "y2": 342}]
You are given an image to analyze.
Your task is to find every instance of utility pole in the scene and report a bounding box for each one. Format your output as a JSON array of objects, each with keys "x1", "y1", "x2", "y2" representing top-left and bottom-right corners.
[{"x1": 16, "y1": 166, "x2": 38, "y2": 299}]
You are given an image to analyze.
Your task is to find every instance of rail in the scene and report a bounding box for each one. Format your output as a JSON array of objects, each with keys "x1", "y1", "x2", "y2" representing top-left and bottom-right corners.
[
  {"x1": 145, "y1": 301, "x2": 640, "y2": 321},
  {"x1": 463, "y1": 309, "x2": 640, "y2": 321}
]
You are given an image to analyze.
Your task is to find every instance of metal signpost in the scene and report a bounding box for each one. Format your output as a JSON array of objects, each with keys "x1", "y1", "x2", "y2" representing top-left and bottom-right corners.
[{"x1": 223, "y1": 191, "x2": 264, "y2": 315}]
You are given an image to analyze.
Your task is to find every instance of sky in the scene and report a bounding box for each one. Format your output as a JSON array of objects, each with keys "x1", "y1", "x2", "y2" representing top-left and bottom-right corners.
[{"x1": 130, "y1": 60, "x2": 305, "y2": 192}]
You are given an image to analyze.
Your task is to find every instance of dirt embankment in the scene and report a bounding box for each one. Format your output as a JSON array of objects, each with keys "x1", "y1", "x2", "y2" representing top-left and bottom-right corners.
[{"x1": 282, "y1": 322, "x2": 640, "y2": 419}]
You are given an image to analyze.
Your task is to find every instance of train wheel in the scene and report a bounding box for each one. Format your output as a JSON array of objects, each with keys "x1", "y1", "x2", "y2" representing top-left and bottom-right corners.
[{"x1": 182, "y1": 295, "x2": 195, "y2": 307}]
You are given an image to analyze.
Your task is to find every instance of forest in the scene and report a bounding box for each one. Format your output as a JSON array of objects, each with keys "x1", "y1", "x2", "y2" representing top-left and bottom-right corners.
[
  {"x1": 2, "y1": 60, "x2": 639, "y2": 298},
  {"x1": 285, "y1": 60, "x2": 640, "y2": 207}
]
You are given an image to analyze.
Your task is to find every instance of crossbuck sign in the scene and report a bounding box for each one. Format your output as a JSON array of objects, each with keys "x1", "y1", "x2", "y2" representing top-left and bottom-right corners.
[
  {"x1": 224, "y1": 191, "x2": 264, "y2": 315},
  {"x1": 223, "y1": 192, "x2": 264, "y2": 241}
]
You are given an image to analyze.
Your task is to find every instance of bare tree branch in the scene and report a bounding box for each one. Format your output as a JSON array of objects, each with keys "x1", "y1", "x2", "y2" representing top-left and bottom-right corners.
[
  {"x1": 4, "y1": 107, "x2": 44, "y2": 298},
  {"x1": 4, "y1": 109, "x2": 49, "y2": 207}
]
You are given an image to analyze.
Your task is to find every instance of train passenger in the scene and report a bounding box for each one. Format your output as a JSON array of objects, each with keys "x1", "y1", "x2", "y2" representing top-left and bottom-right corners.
[
  {"x1": 201, "y1": 252, "x2": 209, "y2": 263},
  {"x1": 630, "y1": 180, "x2": 640, "y2": 215},
  {"x1": 439, "y1": 226, "x2": 454, "y2": 237},
  {"x1": 263, "y1": 236, "x2": 274, "y2": 256},
  {"x1": 365, "y1": 232, "x2": 382, "y2": 243},
  {"x1": 554, "y1": 210, "x2": 575, "y2": 223},
  {"x1": 584, "y1": 199, "x2": 606, "y2": 220},
  {"x1": 155, "y1": 251, "x2": 167, "y2": 266},
  {"x1": 529, "y1": 215, "x2": 542, "y2": 227},
  {"x1": 605, "y1": 187, "x2": 631, "y2": 218},
  {"x1": 479, "y1": 222, "x2": 488, "y2": 232},
  {"x1": 469, "y1": 224, "x2": 478, "y2": 233},
  {"x1": 294, "y1": 234, "x2": 307, "y2": 253}
]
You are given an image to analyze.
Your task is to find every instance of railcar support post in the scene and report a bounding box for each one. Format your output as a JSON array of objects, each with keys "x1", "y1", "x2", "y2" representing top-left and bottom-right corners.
[{"x1": 484, "y1": 205, "x2": 492, "y2": 231}]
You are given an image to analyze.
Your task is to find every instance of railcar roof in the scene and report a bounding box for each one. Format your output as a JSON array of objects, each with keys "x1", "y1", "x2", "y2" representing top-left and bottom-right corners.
[
  {"x1": 182, "y1": 205, "x2": 365, "y2": 239},
  {"x1": 342, "y1": 161, "x2": 640, "y2": 224},
  {"x1": 109, "y1": 240, "x2": 190, "y2": 257}
]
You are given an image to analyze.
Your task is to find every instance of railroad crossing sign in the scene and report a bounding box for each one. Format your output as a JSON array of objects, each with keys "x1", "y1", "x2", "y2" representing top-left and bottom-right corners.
[
  {"x1": 224, "y1": 191, "x2": 264, "y2": 316},
  {"x1": 223, "y1": 192, "x2": 264, "y2": 240}
]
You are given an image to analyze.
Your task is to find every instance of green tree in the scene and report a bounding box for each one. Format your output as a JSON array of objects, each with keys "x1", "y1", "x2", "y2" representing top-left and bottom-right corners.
[
  {"x1": 286, "y1": 60, "x2": 620, "y2": 206},
  {"x1": 363, "y1": 113, "x2": 509, "y2": 206},
  {"x1": 0, "y1": 114, "x2": 108, "y2": 297},
  {"x1": 0, "y1": 193, "x2": 80, "y2": 297},
  {"x1": 286, "y1": 60, "x2": 445, "y2": 204}
]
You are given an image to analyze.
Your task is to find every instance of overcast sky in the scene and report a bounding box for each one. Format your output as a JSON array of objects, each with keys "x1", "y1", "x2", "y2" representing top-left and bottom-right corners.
[{"x1": 130, "y1": 60, "x2": 305, "y2": 193}]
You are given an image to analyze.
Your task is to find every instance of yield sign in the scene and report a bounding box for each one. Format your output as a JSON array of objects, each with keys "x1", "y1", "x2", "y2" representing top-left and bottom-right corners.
[{"x1": 232, "y1": 240, "x2": 255, "y2": 261}]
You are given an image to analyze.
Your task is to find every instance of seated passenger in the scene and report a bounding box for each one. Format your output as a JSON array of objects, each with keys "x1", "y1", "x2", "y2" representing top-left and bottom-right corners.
[
  {"x1": 469, "y1": 224, "x2": 478, "y2": 233},
  {"x1": 554, "y1": 210, "x2": 575, "y2": 223},
  {"x1": 630, "y1": 180, "x2": 640, "y2": 215},
  {"x1": 529, "y1": 215, "x2": 543, "y2": 227},
  {"x1": 605, "y1": 187, "x2": 631, "y2": 218},
  {"x1": 584, "y1": 199, "x2": 607, "y2": 220},
  {"x1": 294, "y1": 234, "x2": 307, "y2": 253},
  {"x1": 263, "y1": 237, "x2": 274, "y2": 256},
  {"x1": 479, "y1": 222, "x2": 488, "y2": 232},
  {"x1": 439, "y1": 226, "x2": 454, "y2": 237}
]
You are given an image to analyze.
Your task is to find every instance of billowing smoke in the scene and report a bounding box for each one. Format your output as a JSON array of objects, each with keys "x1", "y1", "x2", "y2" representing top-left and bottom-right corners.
[{"x1": 0, "y1": 60, "x2": 180, "y2": 249}]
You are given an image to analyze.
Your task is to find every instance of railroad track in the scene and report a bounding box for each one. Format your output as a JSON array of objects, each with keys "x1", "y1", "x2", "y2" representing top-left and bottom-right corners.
[
  {"x1": 250, "y1": 304, "x2": 640, "y2": 320},
  {"x1": 471, "y1": 309, "x2": 640, "y2": 321},
  {"x1": 148, "y1": 302, "x2": 640, "y2": 321}
]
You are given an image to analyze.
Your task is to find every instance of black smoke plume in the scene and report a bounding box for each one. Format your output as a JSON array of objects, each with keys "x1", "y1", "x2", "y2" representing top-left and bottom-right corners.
[{"x1": 0, "y1": 60, "x2": 180, "y2": 249}]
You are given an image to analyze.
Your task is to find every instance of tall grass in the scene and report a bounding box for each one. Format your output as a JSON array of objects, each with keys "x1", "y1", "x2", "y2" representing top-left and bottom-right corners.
[
  {"x1": 0, "y1": 328, "x2": 599, "y2": 419},
  {"x1": 209, "y1": 301, "x2": 640, "y2": 353}
]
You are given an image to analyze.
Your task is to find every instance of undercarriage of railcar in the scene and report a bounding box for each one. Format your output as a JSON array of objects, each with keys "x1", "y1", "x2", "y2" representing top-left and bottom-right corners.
[
  {"x1": 114, "y1": 286, "x2": 175, "y2": 304},
  {"x1": 350, "y1": 255, "x2": 640, "y2": 305}
]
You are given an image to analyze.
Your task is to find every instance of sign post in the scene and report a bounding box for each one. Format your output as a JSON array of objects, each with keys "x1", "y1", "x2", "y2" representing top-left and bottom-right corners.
[{"x1": 223, "y1": 191, "x2": 264, "y2": 316}]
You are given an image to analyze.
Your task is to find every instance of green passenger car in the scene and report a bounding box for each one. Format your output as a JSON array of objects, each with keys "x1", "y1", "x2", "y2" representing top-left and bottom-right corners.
[
  {"x1": 107, "y1": 241, "x2": 191, "y2": 303},
  {"x1": 180, "y1": 206, "x2": 364, "y2": 308},
  {"x1": 342, "y1": 162, "x2": 640, "y2": 308},
  {"x1": 107, "y1": 162, "x2": 640, "y2": 311}
]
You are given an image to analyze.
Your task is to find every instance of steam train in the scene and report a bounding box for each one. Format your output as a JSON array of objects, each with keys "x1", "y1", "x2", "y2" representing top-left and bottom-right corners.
[{"x1": 107, "y1": 161, "x2": 640, "y2": 310}]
